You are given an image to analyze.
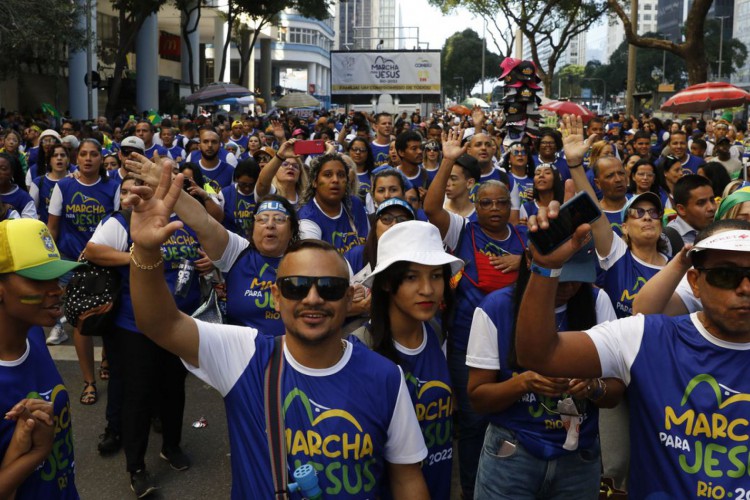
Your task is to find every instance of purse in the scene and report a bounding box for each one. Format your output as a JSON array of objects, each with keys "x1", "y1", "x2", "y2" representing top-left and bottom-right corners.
[
  {"x1": 191, "y1": 288, "x2": 224, "y2": 324},
  {"x1": 63, "y1": 256, "x2": 122, "y2": 336}
]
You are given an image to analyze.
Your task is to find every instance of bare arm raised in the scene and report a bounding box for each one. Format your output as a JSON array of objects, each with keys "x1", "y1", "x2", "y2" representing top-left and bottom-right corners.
[{"x1": 423, "y1": 129, "x2": 467, "y2": 239}]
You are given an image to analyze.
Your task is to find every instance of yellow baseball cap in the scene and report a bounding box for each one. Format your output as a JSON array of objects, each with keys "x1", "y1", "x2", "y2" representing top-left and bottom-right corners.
[
  {"x1": 231, "y1": 120, "x2": 243, "y2": 128},
  {"x1": 0, "y1": 219, "x2": 84, "y2": 280}
]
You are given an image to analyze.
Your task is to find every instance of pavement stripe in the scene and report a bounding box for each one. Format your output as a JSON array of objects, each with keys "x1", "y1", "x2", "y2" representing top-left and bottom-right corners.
[{"x1": 48, "y1": 345, "x2": 103, "y2": 362}]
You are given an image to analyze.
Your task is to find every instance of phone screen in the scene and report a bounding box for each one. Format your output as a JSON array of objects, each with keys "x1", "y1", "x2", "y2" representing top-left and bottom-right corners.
[{"x1": 528, "y1": 191, "x2": 601, "y2": 255}]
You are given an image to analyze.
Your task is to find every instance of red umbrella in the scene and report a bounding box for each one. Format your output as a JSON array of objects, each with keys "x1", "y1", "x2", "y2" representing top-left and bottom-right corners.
[
  {"x1": 661, "y1": 82, "x2": 750, "y2": 113},
  {"x1": 539, "y1": 100, "x2": 596, "y2": 122}
]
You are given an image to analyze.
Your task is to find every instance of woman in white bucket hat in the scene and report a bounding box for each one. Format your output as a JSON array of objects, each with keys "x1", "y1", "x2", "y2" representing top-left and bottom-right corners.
[{"x1": 359, "y1": 220, "x2": 463, "y2": 500}]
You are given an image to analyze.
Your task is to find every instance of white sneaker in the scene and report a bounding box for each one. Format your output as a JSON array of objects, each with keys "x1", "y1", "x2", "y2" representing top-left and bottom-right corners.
[{"x1": 46, "y1": 323, "x2": 69, "y2": 345}]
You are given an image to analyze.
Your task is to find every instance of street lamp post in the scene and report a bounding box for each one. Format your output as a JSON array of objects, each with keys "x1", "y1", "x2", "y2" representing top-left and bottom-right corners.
[
  {"x1": 717, "y1": 16, "x2": 729, "y2": 80},
  {"x1": 453, "y1": 76, "x2": 464, "y2": 101}
]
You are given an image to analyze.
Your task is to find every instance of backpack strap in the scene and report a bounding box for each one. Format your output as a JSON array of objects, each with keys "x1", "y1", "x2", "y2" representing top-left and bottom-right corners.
[
  {"x1": 663, "y1": 226, "x2": 684, "y2": 257},
  {"x1": 264, "y1": 335, "x2": 289, "y2": 500}
]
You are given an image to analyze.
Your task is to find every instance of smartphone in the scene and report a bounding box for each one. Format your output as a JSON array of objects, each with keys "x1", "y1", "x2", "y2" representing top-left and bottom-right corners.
[
  {"x1": 528, "y1": 191, "x2": 601, "y2": 255},
  {"x1": 294, "y1": 139, "x2": 325, "y2": 155}
]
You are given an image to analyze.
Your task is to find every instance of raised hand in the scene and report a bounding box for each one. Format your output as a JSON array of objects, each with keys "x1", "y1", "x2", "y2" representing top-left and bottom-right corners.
[
  {"x1": 123, "y1": 151, "x2": 164, "y2": 189},
  {"x1": 560, "y1": 114, "x2": 596, "y2": 166},
  {"x1": 276, "y1": 139, "x2": 299, "y2": 161},
  {"x1": 471, "y1": 105, "x2": 486, "y2": 129},
  {"x1": 441, "y1": 128, "x2": 467, "y2": 161},
  {"x1": 124, "y1": 162, "x2": 185, "y2": 252}
]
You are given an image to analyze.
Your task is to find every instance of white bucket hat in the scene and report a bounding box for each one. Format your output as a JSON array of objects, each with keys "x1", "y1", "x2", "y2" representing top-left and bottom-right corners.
[
  {"x1": 363, "y1": 221, "x2": 464, "y2": 287},
  {"x1": 687, "y1": 229, "x2": 750, "y2": 256}
]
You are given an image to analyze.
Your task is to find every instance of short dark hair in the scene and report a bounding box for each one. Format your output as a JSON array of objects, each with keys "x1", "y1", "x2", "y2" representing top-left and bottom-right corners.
[
  {"x1": 374, "y1": 112, "x2": 392, "y2": 124},
  {"x1": 136, "y1": 120, "x2": 155, "y2": 133},
  {"x1": 395, "y1": 130, "x2": 423, "y2": 153},
  {"x1": 281, "y1": 239, "x2": 347, "y2": 274},
  {"x1": 673, "y1": 174, "x2": 712, "y2": 207},
  {"x1": 454, "y1": 154, "x2": 481, "y2": 183},
  {"x1": 691, "y1": 138, "x2": 707, "y2": 150},
  {"x1": 669, "y1": 130, "x2": 687, "y2": 142},
  {"x1": 234, "y1": 158, "x2": 260, "y2": 180},
  {"x1": 633, "y1": 130, "x2": 651, "y2": 142}
]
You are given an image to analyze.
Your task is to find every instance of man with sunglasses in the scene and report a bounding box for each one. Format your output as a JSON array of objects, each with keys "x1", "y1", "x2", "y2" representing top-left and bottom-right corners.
[
  {"x1": 124, "y1": 164, "x2": 430, "y2": 499},
  {"x1": 518, "y1": 214, "x2": 750, "y2": 499}
]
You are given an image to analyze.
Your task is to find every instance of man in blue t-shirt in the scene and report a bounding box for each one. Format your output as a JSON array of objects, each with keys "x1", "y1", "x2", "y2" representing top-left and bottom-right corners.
[
  {"x1": 124, "y1": 164, "x2": 430, "y2": 500},
  {"x1": 518, "y1": 115, "x2": 750, "y2": 498}
]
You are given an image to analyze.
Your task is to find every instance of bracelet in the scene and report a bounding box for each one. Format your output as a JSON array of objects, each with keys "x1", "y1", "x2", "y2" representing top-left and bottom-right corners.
[
  {"x1": 568, "y1": 162, "x2": 583, "y2": 169},
  {"x1": 588, "y1": 378, "x2": 607, "y2": 402},
  {"x1": 129, "y1": 243, "x2": 163, "y2": 271},
  {"x1": 529, "y1": 263, "x2": 562, "y2": 278}
]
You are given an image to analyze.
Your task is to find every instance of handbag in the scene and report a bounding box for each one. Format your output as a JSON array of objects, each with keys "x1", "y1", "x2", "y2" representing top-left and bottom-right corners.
[
  {"x1": 63, "y1": 256, "x2": 122, "y2": 336},
  {"x1": 191, "y1": 288, "x2": 224, "y2": 324}
]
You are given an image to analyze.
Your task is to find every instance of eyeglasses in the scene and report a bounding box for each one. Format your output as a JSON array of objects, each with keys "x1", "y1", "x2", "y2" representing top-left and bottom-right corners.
[
  {"x1": 626, "y1": 207, "x2": 661, "y2": 219},
  {"x1": 120, "y1": 147, "x2": 141, "y2": 156},
  {"x1": 255, "y1": 214, "x2": 289, "y2": 225},
  {"x1": 276, "y1": 276, "x2": 350, "y2": 301},
  {"x1": 41, "y1": 137, "x2": 58, "y2": 145},
  {"x1": 378, "y1": 213, "x2": 410, "y2": 225},
  {"x1": 281, "y1": 161, "x2": 300, "y2": 169},
  {"x1": 510, "y1": 150, "x2": 527, "y2": 156},
  {"x1": 237, "y1": 181, "x2": 255, "y2": 191},
  {"x1": 696, "y1": 267, "x2": 750, "y2": 290},
  {"x1": 477, "y1": 198, "x2": 510, "y2": 210},
  {"x1": 350, "y1": 147, "x2": 367, "y2": 153}
]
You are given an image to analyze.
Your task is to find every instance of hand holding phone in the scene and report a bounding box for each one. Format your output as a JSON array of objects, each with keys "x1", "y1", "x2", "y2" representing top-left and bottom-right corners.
[
  {"x1": 293, "y1": 139, "x2": 325, "y2": 155},
  {"x1": 528, "y1": 191, "x2": 600, "y2": 257}
]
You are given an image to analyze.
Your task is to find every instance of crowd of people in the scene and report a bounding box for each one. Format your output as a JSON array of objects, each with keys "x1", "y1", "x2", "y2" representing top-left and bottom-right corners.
[{"x1": 2, "y1": 103, "x2": 750, "y2": 499}]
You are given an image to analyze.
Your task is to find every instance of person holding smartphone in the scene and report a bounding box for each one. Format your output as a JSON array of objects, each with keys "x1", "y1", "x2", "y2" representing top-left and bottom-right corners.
[{"x1": 467, "y1": 248, "x2": 623, "y2": 498}]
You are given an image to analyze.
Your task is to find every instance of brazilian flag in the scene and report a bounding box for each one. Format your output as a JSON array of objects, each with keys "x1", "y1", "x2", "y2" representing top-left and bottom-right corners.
[
  {"x1": 147, "y1": 109, "x2": 162, "y2": 126},
  {"x1": 41, "y1": 102, "x2": 61, "y2": 118}
]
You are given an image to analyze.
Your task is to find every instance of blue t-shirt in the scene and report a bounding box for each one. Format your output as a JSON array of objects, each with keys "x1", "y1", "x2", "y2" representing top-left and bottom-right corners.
[
  {"x1": 199, "y1": 161, "x2": 235, "y2": 193},
  {"x1": 144, "y1": 143, "x2": 168, "y2": 159},
  {"x1": 588, "y1": 314, "x2": 750, "y2": 498},
  {"x1": 220, "y1": 184, "x2": 256, "y2": 237},
  {"x1": 344, "y1": 244, "x2": 367, "y2": 276},
  {"x1": 533, "y1": 155, "x2": 572, "y2": 181},
  {"x1": 356, "y1": 171, "x2": 372, "y2": 202},
  {"x1": 206, "y1": 334, "x2": 406, "y2": 499},
  {"x1": 371, "y1": 141, "x2": 390, "y2": 167},
  {"x1": 229, "y1": 135, "x2": 249, "y2": 151},
  {"x1": 0, "y1": 328, "x2": 78, "y2": 499},
  {"x1": 54, "y1": 177, "x2": 119, "y2": 257},
  {"x1": 188, "y1": 148, "x2": 232, "y2": 165},
  {"x1": 1, "y1": 185, "x2": 34, "y2": 218},
  {"x1": 511, "y1": 173, "x2": 534, "y2": 205},
  {"x1": 603, "y1": 209, "x2": 624, "y2": 237},
  {"x1": 476, "y1": 288, "x2": 599, "y2": 460},
  {"x1": 166, "y1": 144, "x2": 186, "y2": 163},
  {"x1": 395, "y1": 324, "x2": 452, "y2": 500},
  {"x1": 32, "y1": 175, "x2": 61, "y2": 223},
  {"x1": 600, "y1": 237, "x2": 666, "y2": 318},
  {"x1": 110, "y1": 212, "x2": 202, "y2": 332},
  {"x1": 298, "y1": 198, "x2": 369, "y2": 254},
  {"x1": 449, "y1": 220, "x2": 527, "y2": 351},
  {"x1": 224, "y1": 248, "x2": 284, "y2": 336}
]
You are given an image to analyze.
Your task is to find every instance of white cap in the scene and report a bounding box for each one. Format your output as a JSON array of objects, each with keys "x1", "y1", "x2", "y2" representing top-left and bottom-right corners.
[
  {"x1": 688, "y1": 230, "x2": 750, "y2": 256},
  {"x1": 120, "y1": 136, "x2": 145, "y2": 152},
  {"x1": 363, "y1": 220, "x2": 464, "y2": 287}
]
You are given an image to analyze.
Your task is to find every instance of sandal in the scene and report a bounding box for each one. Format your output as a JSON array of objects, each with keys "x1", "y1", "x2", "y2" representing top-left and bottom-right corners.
[
  {"x1": 99, "y1": 357, "x2": 110, "y2": 381},
  {"x1": 80, "y1": 381, "x2": 97, "y2": 405}
]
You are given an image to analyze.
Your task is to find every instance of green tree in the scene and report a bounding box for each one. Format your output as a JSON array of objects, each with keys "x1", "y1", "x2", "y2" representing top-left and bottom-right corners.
[
  {"x1": 703, "y1": 18, "x2": 748, "y2": 80},
  {"x1": 432, "y1": 0, "x2": 607, "y2": 97},
  {"x1": 222, "y1": 0, "x2": 333, "y2": 86},
  {"x1": 0, "y1": 0, "x2": 86, "y2": 78},
  {"x1": 106, "y1": 0, "x2": 168, "y2": 118},
  {"x1": 441, "y1": 29, "x2": 503, "y2": 100},
  {"x1": 551, "y1": 64, "x2": 585, "y2": 99},
  {"x1": 608, "y1": 0, "x2": 716, "y2": 85}
]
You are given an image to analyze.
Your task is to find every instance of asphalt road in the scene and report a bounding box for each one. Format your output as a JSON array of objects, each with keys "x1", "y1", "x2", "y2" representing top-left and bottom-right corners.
[{"x1": 49, "y1": 331, "x2": 462, "y2": 499}]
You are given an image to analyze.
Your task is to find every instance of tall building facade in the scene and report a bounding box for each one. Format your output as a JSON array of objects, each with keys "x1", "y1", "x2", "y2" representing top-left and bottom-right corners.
[
  {"x1": 334, "y1": 0, "x2": 397, "y2": 50},
  {"x1": 606, "y1": 0, "x2": 659, "y2": 60}
]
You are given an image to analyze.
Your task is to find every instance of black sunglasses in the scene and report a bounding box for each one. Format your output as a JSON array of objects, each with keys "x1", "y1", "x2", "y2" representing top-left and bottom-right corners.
[
  {"x1": 696, "y1": 267, "x2": 750, "y2": 290},
  {"x1": 276, "y1": 276, "x2": 350, "y2": 301},
  {"x1": 627, "y1": 207, "x2": 661, "y2": 220}
]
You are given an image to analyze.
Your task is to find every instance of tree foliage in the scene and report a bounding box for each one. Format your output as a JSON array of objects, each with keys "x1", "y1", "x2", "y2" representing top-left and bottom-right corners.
[
  {"x1": 431, "y1": 0, "x2": 607, "y2": 96},
  {"x1": 0, "y1": 0, "x2": 86, "y2": 78},
  {"x1": 223, "y1": 0, "x2": 333, "y2": 87},
  {"x1": 608, "y1": 0, "x2": 715, "y2": 84},
  {"x1": 441, "y1": 29, "x2": 503, "y2": 99},
  {"x1": 105, "y1": 0, "x2": 168, "y2": 118},
  {"x1": 587, "y1": 23, "x2": 747, "y2": 98}
]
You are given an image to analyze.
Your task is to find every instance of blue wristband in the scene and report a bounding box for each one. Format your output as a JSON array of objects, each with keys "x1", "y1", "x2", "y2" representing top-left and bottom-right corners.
[{"x1": 530, "y1": 263, "x2": 562, "y2": 278}]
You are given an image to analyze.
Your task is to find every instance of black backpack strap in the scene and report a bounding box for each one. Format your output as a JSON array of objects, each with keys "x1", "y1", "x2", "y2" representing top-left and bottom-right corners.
[
  {"x1": 264, "y1": 336, "x2": 288, "y2": 500},
  {"x1": 663, "y1": 226, "x2": 684, "y2": 257}
]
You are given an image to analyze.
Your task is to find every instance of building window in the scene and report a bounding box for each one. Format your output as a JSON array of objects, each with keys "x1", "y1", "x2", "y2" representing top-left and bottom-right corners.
[{"x1": 644, "y1": 14, "x2": 651, "y2": 20}]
